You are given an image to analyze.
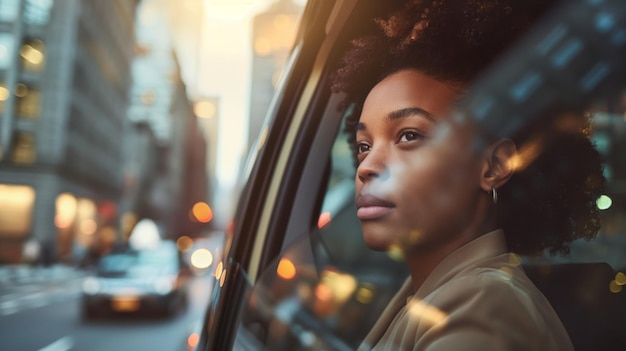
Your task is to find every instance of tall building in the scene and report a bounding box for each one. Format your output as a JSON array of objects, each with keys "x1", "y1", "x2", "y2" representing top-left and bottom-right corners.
[
  {"x1": 247, "y1": 0, "x2": 302, "y2": 153},
  {"x1": 128, "y1": 0, "x2": 210, "y2": 240},
  {"x1": 0, "y1": 0, "x2": 140, "y2": 263}
]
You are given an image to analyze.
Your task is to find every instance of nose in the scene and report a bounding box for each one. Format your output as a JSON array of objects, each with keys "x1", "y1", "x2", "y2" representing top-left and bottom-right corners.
[{"x1": 356, "y1": 146, "x2": 387, "y2": 183}]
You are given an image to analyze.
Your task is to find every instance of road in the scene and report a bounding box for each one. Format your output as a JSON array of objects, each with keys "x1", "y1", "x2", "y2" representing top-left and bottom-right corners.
[{"x1": 0, "y1": 274, "x2": 214, "y2": 351}]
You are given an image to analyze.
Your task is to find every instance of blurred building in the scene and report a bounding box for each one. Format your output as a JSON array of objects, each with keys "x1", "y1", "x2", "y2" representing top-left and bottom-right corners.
[
  {"x1": 127, "y1": 0, "x2": 211, "y2": 242},
  {"x1": 193, "y1": 96, "x2": 219, "y2": 207},
  {"x1": 247, "y1": 0, "x2": 302, "y2": 153},
  {"x1": 0, "y1": 0, "x2": 140, "y2": 264}
]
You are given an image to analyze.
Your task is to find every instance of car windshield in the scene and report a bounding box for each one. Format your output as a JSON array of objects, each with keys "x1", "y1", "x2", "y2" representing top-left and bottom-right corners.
[
  {"x1": 97, "y1": 250, "x2": 176, "y2": 278},
  {"x1": 98, "y1": 254, "x2": 137, "y2": 276}
]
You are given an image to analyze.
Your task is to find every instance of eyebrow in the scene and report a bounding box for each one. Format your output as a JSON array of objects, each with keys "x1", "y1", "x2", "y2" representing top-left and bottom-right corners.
[{"x1": 357, "y1": 107, "x2": 435, "y2": 131}]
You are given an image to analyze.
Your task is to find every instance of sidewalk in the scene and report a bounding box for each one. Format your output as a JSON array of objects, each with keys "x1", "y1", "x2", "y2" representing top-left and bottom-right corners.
[{"x1": 0, "y1": 264, "x2": 85, "y2": 291}]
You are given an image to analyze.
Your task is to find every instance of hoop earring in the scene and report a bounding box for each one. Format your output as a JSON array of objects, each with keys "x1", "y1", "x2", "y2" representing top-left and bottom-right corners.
[{"x1": 491, "y1": 186, "x2": 498, "y2": 205}]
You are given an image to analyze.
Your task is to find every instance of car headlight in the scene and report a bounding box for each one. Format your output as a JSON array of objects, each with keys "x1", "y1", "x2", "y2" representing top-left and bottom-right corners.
[
  {"x1": 82, "y1": 277, "x2": 100, "y2": 295},
  {"x1": 154, "y1": 277, "x2": 174, "y2": 295}
]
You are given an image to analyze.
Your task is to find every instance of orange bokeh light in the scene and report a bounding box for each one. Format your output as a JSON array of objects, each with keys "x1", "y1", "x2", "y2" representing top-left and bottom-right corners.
[
  {"x1": 277, "y1": 258, "x2": 296, "y2": 280},
  {"x1": 187, "y1": 333, "x2": 199, "y2": 348},
  {"x1": 317, "y1": 211, "x2": 331, "y2": 228},
  {"x1": 192, "y1": 202, "x2": 213, "y2": 223},
  {"x1": 54, "y1": 214, "x2": 72, "y2": 229},
  {"x1": 315, "y1": 284, "x2": 333, "y2": 302}
]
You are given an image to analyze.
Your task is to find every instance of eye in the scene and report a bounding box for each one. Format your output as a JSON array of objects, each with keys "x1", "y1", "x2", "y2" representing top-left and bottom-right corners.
[
  {"x1": 356, "y1": 142, "x2": 371, "y2": 154},
  {"x1": 398, "y1": 129, "x2": 424, "y2": 143}
]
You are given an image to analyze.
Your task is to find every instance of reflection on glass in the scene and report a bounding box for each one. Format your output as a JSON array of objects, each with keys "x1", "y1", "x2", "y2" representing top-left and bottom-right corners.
[{"x1": 237, "y1": 228, "x2": 407, "y2": 350}]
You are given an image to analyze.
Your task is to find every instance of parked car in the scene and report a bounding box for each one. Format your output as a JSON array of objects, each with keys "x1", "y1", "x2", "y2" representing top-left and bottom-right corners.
[
  {"x1": 81, "y1": 240, "x2": 189, "y2": 319},
  {"x1": 195, "y1": 0, "x2": 626, "y2": 350}
]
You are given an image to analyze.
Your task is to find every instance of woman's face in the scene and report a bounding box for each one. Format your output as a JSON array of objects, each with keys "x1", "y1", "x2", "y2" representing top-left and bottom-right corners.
[{"x1": 355, "y1": 69, "x2": 486, "y2": 253}]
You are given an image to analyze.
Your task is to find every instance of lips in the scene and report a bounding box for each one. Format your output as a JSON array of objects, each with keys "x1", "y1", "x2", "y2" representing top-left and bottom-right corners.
[{"x1": 356, "y1": 194, "x2": 395, "y2": 221}]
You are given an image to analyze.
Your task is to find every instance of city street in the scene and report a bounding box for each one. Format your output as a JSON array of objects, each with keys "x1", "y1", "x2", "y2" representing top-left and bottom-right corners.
[{"x1": 0, "y1": 268, "x2": 213, "y2": 351}]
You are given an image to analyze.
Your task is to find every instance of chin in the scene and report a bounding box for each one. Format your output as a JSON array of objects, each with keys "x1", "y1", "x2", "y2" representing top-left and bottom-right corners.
[{"x1": 361, "y1": 226, "x2": 397, "y2": 252}]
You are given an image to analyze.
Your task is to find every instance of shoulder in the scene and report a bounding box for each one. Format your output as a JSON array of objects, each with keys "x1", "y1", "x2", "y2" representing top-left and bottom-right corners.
[
  {"x1": 414, "y1": 265, "x2": 564, "y2": 350},
  {"x1": 431, "y1": 264, "x2": 549, "y2": 324}
]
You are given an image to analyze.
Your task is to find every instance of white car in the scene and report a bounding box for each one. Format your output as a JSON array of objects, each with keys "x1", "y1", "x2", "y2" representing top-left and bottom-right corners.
[{"x1": 81, "y1": 241, "x2": 189, "y2": 319}]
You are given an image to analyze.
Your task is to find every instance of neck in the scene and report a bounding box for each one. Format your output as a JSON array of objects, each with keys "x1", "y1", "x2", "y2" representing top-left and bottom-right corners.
[
  {"x1": 404, "y1": 200, "x2": 498, "y2": 292},
  {"x1": 403, "y1": 230, "x2": 474, "y2": 291}
]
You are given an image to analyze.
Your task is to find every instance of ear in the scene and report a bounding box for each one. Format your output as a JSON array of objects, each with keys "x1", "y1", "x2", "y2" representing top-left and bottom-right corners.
[{"x1": 480, "y1": 138, "x2": 517, "y2": 192}]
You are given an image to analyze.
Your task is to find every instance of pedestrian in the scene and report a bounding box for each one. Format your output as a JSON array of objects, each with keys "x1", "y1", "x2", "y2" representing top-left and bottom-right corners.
[{"x1": 331, "y1": 0, "x2": 605, "y2": 350}]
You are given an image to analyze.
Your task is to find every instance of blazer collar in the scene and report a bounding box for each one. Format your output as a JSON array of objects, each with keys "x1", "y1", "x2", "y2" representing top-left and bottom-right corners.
[{"x1": 415, "y1": 229, "x2": 508, "y2": 299}]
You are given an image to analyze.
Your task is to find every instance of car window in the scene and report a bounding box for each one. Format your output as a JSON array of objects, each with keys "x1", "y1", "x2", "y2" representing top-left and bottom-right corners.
[
  {"x1": 233, "y1": 110, "x2": 409, "y2": 350},
  {"x1": 234, "y1": 92, "x2": 626, "y2": 351},
  {"x1": 232, "y1": 5, "x2": 626, "y2": 349},
  {"x1": 98, "y1": 254, "x2": 136, "y2": 274}
]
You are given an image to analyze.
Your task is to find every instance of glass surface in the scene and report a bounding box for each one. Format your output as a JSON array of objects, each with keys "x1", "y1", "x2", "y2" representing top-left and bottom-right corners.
[{"x1": 235, "y1": 3, "x2": 626, "y2": 346}]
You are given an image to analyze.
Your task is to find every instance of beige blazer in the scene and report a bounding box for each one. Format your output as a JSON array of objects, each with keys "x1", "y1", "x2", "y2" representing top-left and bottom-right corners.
[{"x1": 358, "y1": 230, "x2": 574, "y2": 351}]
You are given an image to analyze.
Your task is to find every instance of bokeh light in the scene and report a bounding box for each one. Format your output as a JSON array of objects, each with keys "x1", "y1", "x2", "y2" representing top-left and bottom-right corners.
[
  {"x1": 387, "y1": 244, "x2": 404, "y2": 261},
  {"x1": 194, "y1": 100, "x2": 217, "y2": 119},
  {"x1": 15, "y1": 83, "x2": 28, "y2": 97},
  {"x1": 128, "y1": 218, "x2": 161, "y2": 249},
  {"x1": 79, "y1": 219, "x2": 97, "y2": 235},
  {"x1": 0, "y1": 84, "x2": 9, "y2": 101},
  {"x1": 597, "y1": 195, "x2": 612, "y2": 210},
  {"x1": 215, "y1": 261, "x2": 224, "y2": 279},
  {"x1": 315, "y1": 283, "x2": 333, "y2": 302},
  {"x1": 321, "y1": 269, "x2": 357, "y2": 304},
  {"x1": 407, "y1": 298, "x2": 448, "y2": 329},
  {"x1": 220, "y1": 269, "x2": 226, "y2": 287},
  {"x1": 356, "y1": 285, "x2": 375, "y2": 304},
  {"x1": 317, "y1": 212, "x2": 331, "y2": 229},
  {"x1": 191, "y1": 248, "x2": 213, "y2": 269},
  {"x1": 610, "y1": 280, "x2": 622, "y2": 293},
  {"x1": 277, "y1": 258, "x2": 296, "y2": 280},
  {"x1": 192, "y1": 202, "x2": 213, "y2": 223},
  {"x1": 187, "y1": 333, "x2": 199, "y2": 349},
  {"x1": 176, "y1": 235, "x2": 193, "y2": 252},
  {"x1": 19, "y1": 43, "x2": 44, "y2": 64},
  {"x1": 615, "y1": 272, "x2": 626, "y2": 286},
  {"x1": 55, "y1": 193, "x2": 77, "y2": 229}
]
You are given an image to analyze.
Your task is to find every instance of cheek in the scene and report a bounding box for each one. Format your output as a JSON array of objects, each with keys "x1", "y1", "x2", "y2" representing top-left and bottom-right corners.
[{"x1": 395, "y1": 150, "x2": 477, "y2": 214}]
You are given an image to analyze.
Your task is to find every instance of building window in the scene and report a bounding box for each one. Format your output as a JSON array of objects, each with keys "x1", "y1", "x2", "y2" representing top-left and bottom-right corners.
[
  {"x1": 20, "y1": 39, "x2": 45, "y2": 72},
  {"x1": 24, "y1": 0, "x2": 53, "y2": 26},
  {"x1": 0, "y1": 32, "x2": 15, "y2": 70},
  {"x1": 16, "y1": 83, "x2": 40, "y2": 118},
  {"x1": 0, "y1": 0, "x2": 20, "y2": 23},
  {"x1": 11, "y1": 131, "x2": 36, "y2": 164},
  {"x1": 0, "y1": 82, "x2": 8, "y2": 112},
  {"x1": 0, "y1": 184, "x2": 35, "y2": 238}
]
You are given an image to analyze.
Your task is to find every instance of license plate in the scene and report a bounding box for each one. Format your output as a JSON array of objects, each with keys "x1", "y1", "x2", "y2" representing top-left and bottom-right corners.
[{"x1": 111, "y1": 296, "x2": 140, "y2": 312}]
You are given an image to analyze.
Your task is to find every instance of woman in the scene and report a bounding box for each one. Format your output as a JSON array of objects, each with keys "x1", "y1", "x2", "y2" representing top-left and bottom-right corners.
[{"x1": 331, "y1": 0, "x2": 605, "y2": 350}]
